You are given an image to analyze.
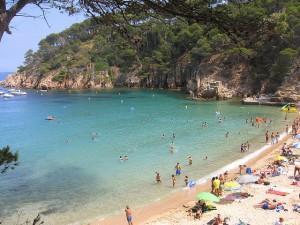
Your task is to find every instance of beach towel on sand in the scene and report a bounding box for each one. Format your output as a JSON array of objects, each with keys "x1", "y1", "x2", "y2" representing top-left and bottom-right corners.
[{"x1": 267, "y1": 189, "x2": 288, "y2": 196}]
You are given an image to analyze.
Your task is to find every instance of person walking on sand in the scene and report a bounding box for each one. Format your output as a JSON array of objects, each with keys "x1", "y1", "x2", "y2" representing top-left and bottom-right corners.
[
  {"x1": 271, "y1": 132, "x2": 275, "y2": 145},
  {"x1": 265, "y1": 130, "x2": 269, "y2": 143},
  {"x1": 125, "y1": 206, "x2": 133, "y2": 225},
  {"x1": 184, "y1": 175, "x2": 189, "y2": 186},
  {"x1": 171, "y1": 174, "x2": 176, "y2": 187},
  {"x1": 286, "y1": 124, "x2": 289, "y2": 133},
  {"x1": 275, "y1": 132, "x2": 280, "y2": 144}
]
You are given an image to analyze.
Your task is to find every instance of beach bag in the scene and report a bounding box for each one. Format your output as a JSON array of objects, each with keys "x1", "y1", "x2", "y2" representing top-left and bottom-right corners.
[{"x1": 246, "y1": 168, "x2": 252, "y2": 174}]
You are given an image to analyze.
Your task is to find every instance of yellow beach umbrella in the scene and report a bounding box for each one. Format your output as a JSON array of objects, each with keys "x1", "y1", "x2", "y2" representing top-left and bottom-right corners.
[
  {"x1": 224, "y1": 181, "x2": 241, "y2": 191},
  {"x1": 275, "y1": 155, "x2": 287, "y2": 161}
]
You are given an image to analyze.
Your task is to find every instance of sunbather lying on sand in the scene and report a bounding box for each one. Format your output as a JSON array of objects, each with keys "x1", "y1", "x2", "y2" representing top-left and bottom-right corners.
[{"x1": 255, "y1": 199, "x2": 286, "y2": 211}]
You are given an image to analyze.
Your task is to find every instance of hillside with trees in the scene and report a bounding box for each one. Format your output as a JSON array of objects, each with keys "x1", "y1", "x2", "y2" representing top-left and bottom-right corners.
[{"x1": 1, "y1": 0, "x2": 300, "y2": 101}]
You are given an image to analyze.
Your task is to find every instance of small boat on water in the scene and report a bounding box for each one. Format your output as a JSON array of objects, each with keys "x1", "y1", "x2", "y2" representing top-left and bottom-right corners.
[
  {"x1": 281, "y1": 103, "x2": 297, "y2": 113},
  {"x1": 0, "y1": 91, "x2": 4, "y2": 95},
  {"x1": 46, "y1": 115, "x2": 56, "y2": 120},
  {"x1": 8, "y1": 88, "x2": 16, "y2": 92},
  {"x1": 10, "y1": 90, "x2": 27, "y2": 95},
  {"x1": 3, "y1": 93, "x2": 14, "y2": 98}
]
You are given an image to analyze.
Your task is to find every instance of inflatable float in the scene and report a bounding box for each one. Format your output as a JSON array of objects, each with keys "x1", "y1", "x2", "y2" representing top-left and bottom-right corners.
[{"x1": 281, "y1": 103, "x2": 297, "y2": 113}]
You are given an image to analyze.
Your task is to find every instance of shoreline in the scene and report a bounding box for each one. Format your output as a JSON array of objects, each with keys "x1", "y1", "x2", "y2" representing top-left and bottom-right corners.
[{"x1": 88, "y1": 129, "x2": 293, "y2": 225}]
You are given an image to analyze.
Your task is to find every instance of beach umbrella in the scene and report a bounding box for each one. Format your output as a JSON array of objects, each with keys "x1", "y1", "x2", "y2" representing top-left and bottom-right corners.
[
  {"x1": 237, "y1": 174, "x2": 259, "y2": 184},
  {"x1": 196, "y1": 192, "x2": 220, "y2": 203},
  {"x1": 224, "y1": 181, "x2": 241, "y2": 191},
  {"x1": 295, "y1": 134, "x2": 300, "y2": 139},
  {"x1": 188, "y1": 180, "x2": 196, "y2": 188},
  {"x1": 274, "y1": 155, "x2": 287, "y2": 161},
  {"x1": 292, "y1": 142, "x2": 300, "y2": 149}
]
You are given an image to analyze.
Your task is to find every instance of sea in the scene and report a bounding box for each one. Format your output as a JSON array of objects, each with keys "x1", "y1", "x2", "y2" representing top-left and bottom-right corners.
[{"x1": 0, "y1": 88, "x2": 293, "y2": 224}]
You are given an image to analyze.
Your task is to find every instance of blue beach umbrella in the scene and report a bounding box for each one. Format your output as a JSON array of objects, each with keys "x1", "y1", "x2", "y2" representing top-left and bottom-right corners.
[
  {"x1": 292, "y1": 142, "x2": 300, "y2": 149},
  {"x1": 295, "y1": 134, "x2": 300, "y2": 139}
]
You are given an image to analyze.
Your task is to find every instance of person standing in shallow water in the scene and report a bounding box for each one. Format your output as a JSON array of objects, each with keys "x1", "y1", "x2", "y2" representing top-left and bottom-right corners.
[
  {"x1": 125, "y1": 205, "x2": 133, "y2": 225},
  {"x1": 155, "y1": 172, "x2": 161, "y2": 184},
  {"x1": 175, "y1": 162, "x2": 181, "y2": 175},
  {"x1": 265, "y1": 130, "x2": 269, "y2": 143},
  {"x1": 188, "y1": 156, "x2": 193, "y2": 165},
  {"x1": 225, "y1": 132, "x2": 229, "y2": 138},
  {"x1": 172, "y1": 174, "x2": 176, "y2": 187}
]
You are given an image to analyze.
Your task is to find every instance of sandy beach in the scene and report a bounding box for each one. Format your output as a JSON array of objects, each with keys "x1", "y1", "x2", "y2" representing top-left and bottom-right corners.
[{"x1": 90, "y1": 127, "x2": 300, "y2": 225}]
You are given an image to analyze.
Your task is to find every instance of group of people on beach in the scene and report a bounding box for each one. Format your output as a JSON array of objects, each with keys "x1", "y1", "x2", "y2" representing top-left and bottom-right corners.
[
  {"x1": 211, "y1": 172, "x2": 227, "y2": 197},
  {"x1": 265, "y1": 130, "x2": 281, "y2": 145},
  {"x1": 123, "y1": 114, "x2": 300, "y2": 225},
  {"x1": 240, "y1": 141, "x2": 250, "y2": 153}
]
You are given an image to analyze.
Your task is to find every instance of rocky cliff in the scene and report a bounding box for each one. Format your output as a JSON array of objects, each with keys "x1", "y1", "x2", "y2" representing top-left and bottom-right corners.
[
  {"x1": 0, "y1": 54, "x2": 252, "y2": 100},
  {"x1": 2, "y1": 53, "x2": 299, "y2": 102}
]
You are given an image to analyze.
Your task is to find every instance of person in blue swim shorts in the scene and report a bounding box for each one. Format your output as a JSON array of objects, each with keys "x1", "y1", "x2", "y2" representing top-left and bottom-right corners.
[{"x1": 125, "y1": 205, "x2": 133, "y2": 225}]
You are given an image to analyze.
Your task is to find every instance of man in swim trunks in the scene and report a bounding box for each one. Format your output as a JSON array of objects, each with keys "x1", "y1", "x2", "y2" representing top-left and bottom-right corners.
[
  {"x1": 155, "y1": 172, "x2": 161, "y2": 183},
  {"x1": 175, "y1": 162, "x2": 181, "y2": 175},
  {"x1": 125, "y1": 205, "x2": 133, "y2": 225}
]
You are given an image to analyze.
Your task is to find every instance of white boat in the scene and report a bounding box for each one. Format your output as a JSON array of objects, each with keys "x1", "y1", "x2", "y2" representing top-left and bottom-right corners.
[
  {"x1": 0, "y1": 91, "x2": 4, "y2": 95},
  {"x1": 10, "y1": 90, "x2": 27, "y2": 95},
  {"x1": 3, "y1": 93, "x2": 14, "y2": 98},
  {"x1": 8, "y1": 88, "x2": 16, "y2": 92}
]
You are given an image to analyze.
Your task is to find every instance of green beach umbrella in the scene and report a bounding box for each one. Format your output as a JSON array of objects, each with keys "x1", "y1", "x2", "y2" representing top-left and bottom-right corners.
[{"x1": 197, "y1": 192, "x2": 220, "y2": 202}]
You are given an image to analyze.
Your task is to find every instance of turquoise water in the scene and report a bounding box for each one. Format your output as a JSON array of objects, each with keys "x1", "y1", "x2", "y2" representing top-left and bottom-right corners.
[{"x1": 0, "y1": 89, "x2": 291, "y2": 224}]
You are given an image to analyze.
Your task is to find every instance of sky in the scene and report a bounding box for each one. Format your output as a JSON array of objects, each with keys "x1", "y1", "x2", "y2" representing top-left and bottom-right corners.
[{"x1": 0, "y1": 5, "x2": 85, "y2": 72}]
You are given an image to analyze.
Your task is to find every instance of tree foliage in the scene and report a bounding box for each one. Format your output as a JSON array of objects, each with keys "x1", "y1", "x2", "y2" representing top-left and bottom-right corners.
[
  {"x1": 17, "y1": 0, "x2": 300, "y2": 93},
  {"x1": 0, "y1": 145, "x2": 18, "y2": 174}
]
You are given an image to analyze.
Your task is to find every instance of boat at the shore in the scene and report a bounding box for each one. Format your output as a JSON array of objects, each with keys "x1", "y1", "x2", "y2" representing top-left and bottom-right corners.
[
  {"x1": 3, "y1": 93, "x2": 14, "y2": 98},
  {"x1": 241, "y1": 95, "x2": 291, "y2": 106},
  {"x1": 10, "y1": 90, "x2": 27, "y2": 95}
]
